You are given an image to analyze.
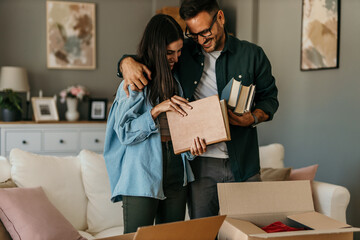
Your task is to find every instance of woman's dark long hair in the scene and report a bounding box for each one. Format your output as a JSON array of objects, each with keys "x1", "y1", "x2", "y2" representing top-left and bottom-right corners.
[{"x1": 137, "y1": 14, "x2": 184, "y2": 106}]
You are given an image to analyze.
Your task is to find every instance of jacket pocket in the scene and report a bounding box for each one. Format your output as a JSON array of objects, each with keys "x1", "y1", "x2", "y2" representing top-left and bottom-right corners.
[{"x1": 233, "y1": 72, "x2": 254, "y2": 86}]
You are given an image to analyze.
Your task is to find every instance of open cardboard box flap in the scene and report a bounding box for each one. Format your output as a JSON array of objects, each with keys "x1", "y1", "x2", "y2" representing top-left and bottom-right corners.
[
  {"x1": 97, "y1": 215, "x2": 226, "y2": 240},
  {"x1": 218, "y1": 180, "x2": 314, "y2": 217},
  {"x1": 288, "y1": 211, "x2": 350, "y2": 230},
  {"x1": 217, "y1": 181, "x2": 360, "y2": 240}
]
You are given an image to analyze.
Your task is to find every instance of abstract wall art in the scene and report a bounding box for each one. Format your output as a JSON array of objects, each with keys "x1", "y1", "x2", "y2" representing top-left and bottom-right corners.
[
  {"x1": 301, "y1": 0, "x2": 340, "y2": 71},
  {"x1": 46, "y1": 1, "x2": 96, "y2": 70}
]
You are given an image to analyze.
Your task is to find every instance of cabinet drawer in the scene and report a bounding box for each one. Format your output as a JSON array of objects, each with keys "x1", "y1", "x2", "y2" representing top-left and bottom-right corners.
[
  {"x1": 6, "y1": 131, "x2": 41, "y2": 152},
  {"x1": 44, "y1": 131, "x2": 78, "y2": 152},
  {"x1": 80, "y1": 131, "x2": 105, "y2": 152}
]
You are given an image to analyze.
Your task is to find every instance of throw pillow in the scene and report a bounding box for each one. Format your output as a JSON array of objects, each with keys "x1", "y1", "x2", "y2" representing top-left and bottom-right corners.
[
  {"x1": 0, "y1": 156, "x2": 11, "y2": 182},
  {"x1": 0, "y1": 187, "x2": 86, "y2": 240},
  {"x1": 79, "y1": 150, "x2": 123, "y2": 234},
  {"x1": 9, "y1": 148, "x2": 87, "y2": 230},
  {"x1": 261, "y1": 168, "x2": 292, "y2": 181},
  {"x1": 0, "y1": 179, "x2": 16, "y2": 240},
  {"x1": 0, "y1": 179, "x2": 17, "y2": 189},
  {"x1": 288, "y1": 164, "x2": 319, "y2": 181},
  {"x1": 259, "y1": 143, "x2": 285, "y2": 168}
]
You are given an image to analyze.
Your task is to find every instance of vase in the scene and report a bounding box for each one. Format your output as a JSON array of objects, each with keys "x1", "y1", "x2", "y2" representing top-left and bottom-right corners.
[{"x1": 65, "y1": 98, "x2": 79, "y2": 121}]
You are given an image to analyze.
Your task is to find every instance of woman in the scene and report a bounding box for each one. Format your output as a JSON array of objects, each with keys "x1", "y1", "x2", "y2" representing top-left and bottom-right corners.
[{"x1": 103, "y1": 14, "x2": 206, "y2": 234}]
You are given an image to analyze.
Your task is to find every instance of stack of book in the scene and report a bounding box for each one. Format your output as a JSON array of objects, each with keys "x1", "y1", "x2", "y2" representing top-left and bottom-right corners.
[{"x1": 221, "y1": 78, "x2": 255, "y2": 115}]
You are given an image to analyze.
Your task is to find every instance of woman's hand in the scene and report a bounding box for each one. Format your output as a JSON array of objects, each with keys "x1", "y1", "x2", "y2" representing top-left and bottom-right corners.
[
  {"x1": 150, "y1": 95, "x2": 192, "y2": 120},
  {"x1": 190, "y1": 137, "x2": 207, "y2": 156}
]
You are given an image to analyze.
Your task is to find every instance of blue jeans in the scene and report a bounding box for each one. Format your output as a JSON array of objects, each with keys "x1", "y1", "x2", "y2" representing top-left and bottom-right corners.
[{"x1": 188, "y1": 156, "x2": 260, "y2": 219}]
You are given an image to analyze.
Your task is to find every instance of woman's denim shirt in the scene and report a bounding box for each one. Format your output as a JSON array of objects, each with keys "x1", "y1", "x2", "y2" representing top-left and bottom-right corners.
[{"x1": 104, "y1": 80, "x2": 195, "y2": 202}]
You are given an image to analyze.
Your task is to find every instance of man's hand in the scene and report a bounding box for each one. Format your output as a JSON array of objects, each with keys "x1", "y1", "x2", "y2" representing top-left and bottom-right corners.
[
  {"x1": 190, "y1": 137, "x2": 207, "y2": 156},
  {"x1": 150, "y1": 96, "x2": 192, "y2": 120},
  {"x1": 120, "y1": 57, "x2": 152, "y2": 97},
  {"x1": 228, "y1": 109, "x2": 269, "y2": 127}
]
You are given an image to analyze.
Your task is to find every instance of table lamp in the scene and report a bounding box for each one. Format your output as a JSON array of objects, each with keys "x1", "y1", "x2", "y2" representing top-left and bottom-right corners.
[{"x1": 0, "y1": 66, "x2": 30, "y2": 121}]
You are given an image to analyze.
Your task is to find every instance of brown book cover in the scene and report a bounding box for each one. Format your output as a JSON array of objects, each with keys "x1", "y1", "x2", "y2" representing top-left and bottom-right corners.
[{"x1": 166, "y1": 95, "x2": 230, "y2": 154}]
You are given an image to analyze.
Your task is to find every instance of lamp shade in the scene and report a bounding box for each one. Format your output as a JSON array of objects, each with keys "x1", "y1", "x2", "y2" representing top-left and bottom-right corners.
[{"x1": 0, "y1": 66, "x2": 30, "y2": 92}]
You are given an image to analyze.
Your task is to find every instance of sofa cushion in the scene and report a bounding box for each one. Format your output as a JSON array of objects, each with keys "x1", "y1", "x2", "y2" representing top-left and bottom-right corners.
[
  {"x1": 259, "y1": 143, "x2": 285, "y2": 168},
  {"x1": 0, "y1": 156, "x2": 11, "y2": 182},
  {"x1": 0, "y1": 220, "x2": 11, "y2": 240},
  {"x1": 0, "y1": 187, "x2": 86, "y2": 240},
  {"x1": 260, "y1": 167, "x2": 292, "y2": 181},
  {"x1": 93, "y1": 226, "x2": 125, "y2": 239},
  {"x1": 288, "y1": 164, "x2": 319, "y2": 180},
  {"x1": 79, "y1": 150, "x2": 123, "y2": 234},
  {"x1": 9, "y1": 148, "x2": 87, "y2": 230}
]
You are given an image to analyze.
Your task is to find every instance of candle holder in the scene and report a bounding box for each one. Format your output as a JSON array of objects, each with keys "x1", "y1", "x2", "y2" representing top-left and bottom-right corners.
[{"x1": 25, "y1": 100, "x2": 31, "y2": 121}]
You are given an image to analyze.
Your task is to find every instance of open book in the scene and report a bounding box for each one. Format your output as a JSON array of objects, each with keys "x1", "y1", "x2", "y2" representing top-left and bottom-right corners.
[
  {"x1": 166, "y1": 95, "x2": 230, "y2": 155},
  {"x1": 221, "y1": 78, "x2": 255, "y2": 115}
]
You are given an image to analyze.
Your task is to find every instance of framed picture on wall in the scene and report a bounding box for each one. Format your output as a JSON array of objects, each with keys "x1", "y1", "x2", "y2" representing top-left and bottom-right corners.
[
  {"x1": 88, "y1": 98, "x2": 108, "y2": 121},
  {"x1": 301, "y1": 0, "x2": 340, "y2": 71},
  {"x1": 46, "y1": 1, "x2": 96, "y2": 70},
  {"x1": 31, "y1": 97, "x2": 59, "y2": 122}
]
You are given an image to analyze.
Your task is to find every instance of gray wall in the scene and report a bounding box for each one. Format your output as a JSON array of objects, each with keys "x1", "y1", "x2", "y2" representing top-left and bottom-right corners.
[
  {"x1": 1, "y1": 0, "x2": 360, "y2": 237},
  {"x1": 0, "y1": 0, "x2": 180, "y2": 119},
  {"x1": 206, "y1": 0, "x2": 360, "y2": 236},
  {"x1": 254, "y1": 0, "x2": 360, "y2": 237}
]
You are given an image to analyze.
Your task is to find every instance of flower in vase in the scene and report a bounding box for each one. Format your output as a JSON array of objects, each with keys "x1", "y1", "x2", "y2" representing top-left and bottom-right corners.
[{"x1": 59, "y1": 85, "x2": 90, "y2": 103}]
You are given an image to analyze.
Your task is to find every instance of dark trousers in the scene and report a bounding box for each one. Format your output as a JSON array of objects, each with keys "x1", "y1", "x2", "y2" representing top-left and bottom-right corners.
[
  {"x1": 122, "y1": 141, "x2": 187, "y2": 234},
  {"x1": 188, "y1": 156, "x2": 260, "y2": 219}
]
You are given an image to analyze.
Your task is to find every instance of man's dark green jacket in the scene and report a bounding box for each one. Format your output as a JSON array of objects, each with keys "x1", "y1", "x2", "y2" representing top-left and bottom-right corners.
[
  {"x1": 175, "y1": 34, "x2": 278, "y2": 181},
  {"x1": 117, "y1": 33, "x2": 279, "y2": 182}
]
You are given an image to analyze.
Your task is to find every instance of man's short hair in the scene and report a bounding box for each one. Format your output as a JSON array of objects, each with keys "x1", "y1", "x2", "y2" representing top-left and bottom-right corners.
[{"x1": 180, "y1": 0, "x2": 220, "y2": 20}]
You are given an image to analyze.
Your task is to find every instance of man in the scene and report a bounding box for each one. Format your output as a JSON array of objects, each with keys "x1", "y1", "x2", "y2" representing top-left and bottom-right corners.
[{"x1": 118, "y1": 0, "x2": 279, "y2": 219}]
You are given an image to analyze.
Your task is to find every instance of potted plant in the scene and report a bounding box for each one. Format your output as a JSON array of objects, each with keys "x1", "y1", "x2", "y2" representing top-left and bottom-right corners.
[{"x1": 0, "y1": 89, "x2": 22, "y2": 121}]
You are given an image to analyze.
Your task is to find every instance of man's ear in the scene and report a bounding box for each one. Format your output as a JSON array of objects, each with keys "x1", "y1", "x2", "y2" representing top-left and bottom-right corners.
[{"x1": 218, "y1": 10, "x2": 225, "y2": 25}]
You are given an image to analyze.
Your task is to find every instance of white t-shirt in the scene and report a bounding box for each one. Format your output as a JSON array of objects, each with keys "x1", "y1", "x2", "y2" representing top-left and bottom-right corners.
[{"x1": 193, "y1": 50, "x2": 229, "y2": 159}]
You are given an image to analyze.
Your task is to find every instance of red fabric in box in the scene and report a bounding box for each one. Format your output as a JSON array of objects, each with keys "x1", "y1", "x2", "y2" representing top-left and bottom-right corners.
[{"x1": 262, "y1": 221, "x2": 306, "y2": 233}]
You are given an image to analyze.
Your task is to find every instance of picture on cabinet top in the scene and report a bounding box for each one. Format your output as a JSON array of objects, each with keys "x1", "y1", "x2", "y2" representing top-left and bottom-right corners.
[
  {"x1": 32, "y1": 97, "x2": 59, "y2": 122},
  {"x1": 46, "y1": 1, "x2": 96, "y2": 70}
]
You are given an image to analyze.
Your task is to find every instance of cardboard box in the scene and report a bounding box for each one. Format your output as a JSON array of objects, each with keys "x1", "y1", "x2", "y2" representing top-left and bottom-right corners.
[
  {"x1": 97, "y1": 215, "x2": 226, "y2": 240},
  {"x1": 217, "y1": 180, "x2": 360, "y2": 240}
]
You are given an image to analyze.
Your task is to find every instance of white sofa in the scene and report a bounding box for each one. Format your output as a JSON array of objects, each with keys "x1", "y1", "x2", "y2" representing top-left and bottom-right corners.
[{"x1": 0, "y1": 144, "x2": 350, "y2": 239}]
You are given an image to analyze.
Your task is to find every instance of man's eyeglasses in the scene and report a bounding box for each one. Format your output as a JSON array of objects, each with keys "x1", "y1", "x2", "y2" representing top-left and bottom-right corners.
[{"x1": 185, "y1": 11, "x2": 219, "y2": 41}]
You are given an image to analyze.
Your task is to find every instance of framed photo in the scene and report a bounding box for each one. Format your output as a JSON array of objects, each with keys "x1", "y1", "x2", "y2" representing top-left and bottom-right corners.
[
  {"x1": 46, "y1": 1, "x2": 96, "y2": 70},
  {"x1": 301, "y1": 0, "x2": 340, "y2": 71},
  {"x1": 88, "y1": 98, "x2": 108, "y2": 121},
  {"x1": 31, "y1": 97, "x2": 59, "y2": 122}
]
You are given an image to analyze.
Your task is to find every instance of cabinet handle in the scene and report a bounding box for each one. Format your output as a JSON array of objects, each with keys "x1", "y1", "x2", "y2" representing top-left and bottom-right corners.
[
  {"x1": 94, "y1": 139, "x2": 99, "y2": 143},
  {"x1": 59, "y1": 139, "x2": 64, "y2": 144},
  {"x1": 22, "y1": 140, "x2": 27, "y2": 144}
]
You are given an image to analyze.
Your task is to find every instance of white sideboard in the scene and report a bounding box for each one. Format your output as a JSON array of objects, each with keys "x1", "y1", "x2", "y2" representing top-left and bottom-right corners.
[{"x1": 0, "y1": 121, "x2": 106, "y2": 157}]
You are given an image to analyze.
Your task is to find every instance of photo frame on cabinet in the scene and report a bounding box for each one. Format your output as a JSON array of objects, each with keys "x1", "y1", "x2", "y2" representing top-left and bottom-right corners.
[
  {"x1": 88, "y1": 98, "x2": 108, "y2": 121},
  {"x1": 301, "y1": 0, "x2": 340, "y2": 71},
  {"x1": 31, "y1": 97, "x2": 59, "y2": 122},
  {"x1": 46, "y1": 1, "x2": 96, "y2": 70}
]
